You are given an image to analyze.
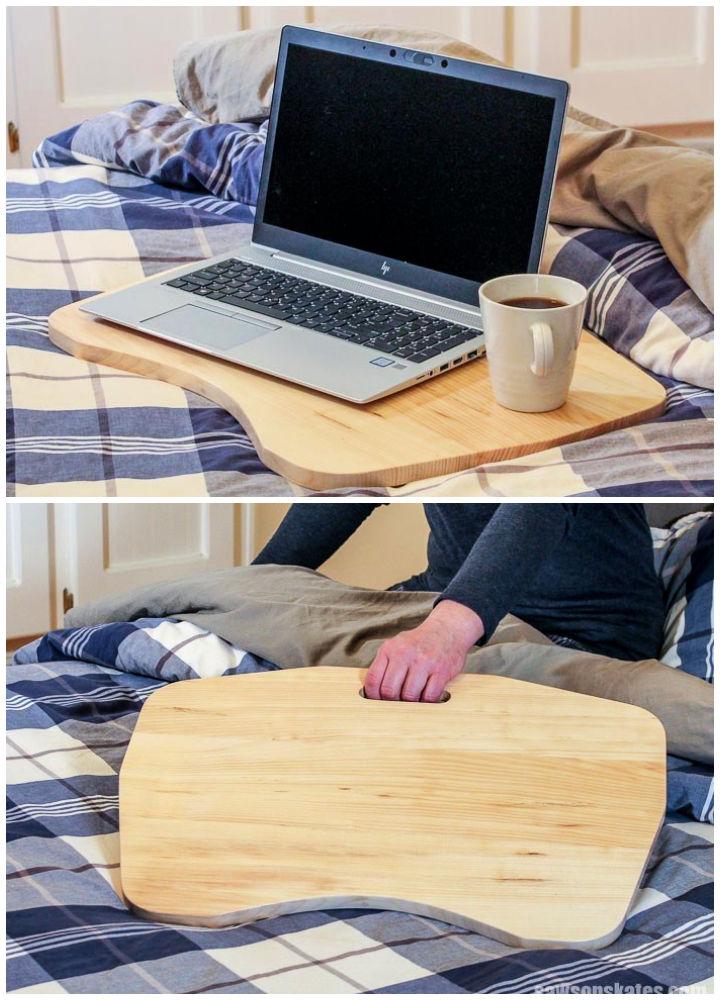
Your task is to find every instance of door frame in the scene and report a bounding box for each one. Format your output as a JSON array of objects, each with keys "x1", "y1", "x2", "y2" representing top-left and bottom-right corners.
[
  {"x1": 6, "y1": 504, "x2": 53, "y2": 638},
  {"x1": 53, "y1": 502, "x2": 236, "y2": 619},
  {"x1": 7, "y1": 5, "x2": 243, "y2": 166},
  {"x1": 513, "y1": 5, "x2": 714, "y2": 126}
]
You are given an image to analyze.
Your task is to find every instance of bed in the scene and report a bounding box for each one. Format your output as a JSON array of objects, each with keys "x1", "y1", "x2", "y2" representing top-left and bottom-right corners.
[
  {"x1": 6, "y1": 99, "x2": 714, "y2": 498},
  {"x1": 6, "y1": 655, "x2": 714, "y2": 994},
  {"x1": 7, "y1": 513, "x2": 714, "y2": 993}
]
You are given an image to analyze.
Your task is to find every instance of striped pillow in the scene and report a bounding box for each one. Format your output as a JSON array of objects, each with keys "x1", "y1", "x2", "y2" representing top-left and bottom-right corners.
[
  {"x1": 652, "y1": 512, "x2": 713, "y2": 682},
  {"x1": 544, "y1": 225, "x2": 713, "y2": 390}
]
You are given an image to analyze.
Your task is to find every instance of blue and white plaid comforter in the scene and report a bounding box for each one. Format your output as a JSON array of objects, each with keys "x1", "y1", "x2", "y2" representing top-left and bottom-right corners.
[
  {"x1": 14, "y1": 616, "x2": 278, "y2": 681},
  {"x1": 14, "y1": 614, "x2": 715, "y2": 824},
  {"x1": 7, "y1": 100, "x2": 714, "y2": 496},
  {"x1": 8, "y1": 621, "x2": 715, "y2": 993}
]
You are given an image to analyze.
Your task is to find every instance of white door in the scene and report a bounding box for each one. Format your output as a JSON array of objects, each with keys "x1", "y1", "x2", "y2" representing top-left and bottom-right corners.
[
  {"x1": 7, "y1": 5, "x2": 243, "y2": 166},
  {"x1": 6, "y1": 504, "x2": 53, "y2": 638},
  {"x1": 54, "y1": 502, "x2": 235, "y2": 617},
  {"x1": 263, "y1": 5, "x2": 508, "y2": 61},
  {"x1": 513, "y1": 5, "x2": 713, "y2": 126},
  {"x1": 6, "y1": 14, "x2": 21, "y2": 168},
  {"x1": 7, "y1": 5, "x2": 713, "y2": 168},
  {"x1": 228, "y1": 4, "x2": 713, "y2": 124}
]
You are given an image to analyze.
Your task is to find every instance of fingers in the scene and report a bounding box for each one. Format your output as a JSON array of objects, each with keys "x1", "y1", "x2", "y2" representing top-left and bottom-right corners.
[
  {"x1": 378, "y1": 661, "x2": 407, "y2": 701},
  {"x1": 400, "y1": 663, "x2": 430, "y2": 702},
  {"x1": 365, "y1": 632, "x2": 453, "y2": 702},
  {"x1": 367, "y1": 656, "x2": 445, "y2": 703},
  {"x1": 421, "y1": 672, "x2": 448, "y2": 703},
  {"x1": 364, "y1": 649, "x2": 388, "y2": 699},
  {"x1": 365, "y1": 642, "x2": 417, "y2": 701}
]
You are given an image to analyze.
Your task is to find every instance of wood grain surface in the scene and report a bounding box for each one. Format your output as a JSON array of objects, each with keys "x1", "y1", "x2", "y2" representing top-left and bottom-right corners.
[
  {"x1": 49, "y1": 291, "x2": 666, "y2": 490},
  {"x1": 119, "y1": 669, "x2": 666, "y2": 947}
]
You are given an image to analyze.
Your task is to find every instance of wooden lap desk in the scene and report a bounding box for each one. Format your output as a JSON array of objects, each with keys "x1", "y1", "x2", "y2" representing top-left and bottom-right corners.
[
  {"x1": 119, "y1": 668, "x2": 666, "y2": 949},
  {"x1": 49, "y1": 288, "x2": 666, "y2": 490}
]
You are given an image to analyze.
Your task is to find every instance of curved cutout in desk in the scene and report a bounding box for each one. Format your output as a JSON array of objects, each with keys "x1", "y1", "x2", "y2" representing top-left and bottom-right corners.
[
  {"x1": 119, "y1": 668, "x2": 665, "y2": 948},
  {"x1": 49, "y1": 292, "x2": 666, "y2": 490}
]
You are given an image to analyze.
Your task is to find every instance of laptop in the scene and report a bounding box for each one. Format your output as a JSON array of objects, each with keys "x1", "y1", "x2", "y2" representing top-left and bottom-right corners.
[{"x1": 83, "y1": 26, "x2": 568, "y2": 403}]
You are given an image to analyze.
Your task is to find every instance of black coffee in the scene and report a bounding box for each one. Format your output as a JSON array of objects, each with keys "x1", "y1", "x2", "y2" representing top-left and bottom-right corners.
[{"x1": 501, "y1": 296, "x2": 567, "y2": 309}]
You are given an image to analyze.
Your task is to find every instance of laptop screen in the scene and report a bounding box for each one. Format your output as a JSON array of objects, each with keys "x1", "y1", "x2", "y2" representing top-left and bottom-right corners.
[{"x1": 258, "y1": 38, "x2": 564, "y2": 302}]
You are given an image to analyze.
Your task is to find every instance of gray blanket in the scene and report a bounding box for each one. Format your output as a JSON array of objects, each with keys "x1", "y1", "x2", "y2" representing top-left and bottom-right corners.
[{"x1": 66, "y1": 564, "x2": 712, "y2": 763}]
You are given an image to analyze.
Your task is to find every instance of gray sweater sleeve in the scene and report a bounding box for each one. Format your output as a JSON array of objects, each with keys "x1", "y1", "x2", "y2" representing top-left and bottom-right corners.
[{"x1": 439, "y1": 504, "x2": 579, "y2": 641}]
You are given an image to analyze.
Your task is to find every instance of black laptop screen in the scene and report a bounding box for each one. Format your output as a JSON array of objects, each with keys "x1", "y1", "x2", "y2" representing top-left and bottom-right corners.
[{"x1": 261, "y1": 42, "x2": 557, "y2": 285}]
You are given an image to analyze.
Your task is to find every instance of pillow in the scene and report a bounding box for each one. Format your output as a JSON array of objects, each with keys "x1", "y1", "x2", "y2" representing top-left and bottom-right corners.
[
  {"x1": 174, "y1": 23, "x2": 602, "y2": 133},
  {"x1": 549, "y1": 128, "x2": 713, "y2": 314},
  {"x1": 543, "y1": 225, "x2": 714, "y2": 389},
  {"x1": 652, "y1": 512, "x2": 714, "y2": 682},
  {"x1": 174, "y1": 24, "x2": 506, "y2": 124},
  {"x1": 13, "y1": 617, "x2": 277, "y2": 683}
]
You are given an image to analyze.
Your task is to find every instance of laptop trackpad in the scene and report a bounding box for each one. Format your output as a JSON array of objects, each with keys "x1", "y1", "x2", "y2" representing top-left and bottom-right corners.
[{"x1": 142, "y1": 305, "x2": 279, "y2": 352}]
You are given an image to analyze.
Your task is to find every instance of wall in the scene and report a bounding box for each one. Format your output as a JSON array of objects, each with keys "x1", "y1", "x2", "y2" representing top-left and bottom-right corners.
[
  {"x1": 246, "y1": 502, "x2": 429, "y2": 588},
  {"x1": 8, "y1": 501, "x2": 430, "y2": 638},
  {"x1": 7, "y1": 5, "x2": 714, "y2": 166},
  {"x1": 249, "y1": 502, "x2": 713, "y2": 578},
  {"x1": 7, "y1": 503, "x2": 235, "y2": 639},
  {"x1": 8, "y1": 501, "x2": 710, "y2": 639}
]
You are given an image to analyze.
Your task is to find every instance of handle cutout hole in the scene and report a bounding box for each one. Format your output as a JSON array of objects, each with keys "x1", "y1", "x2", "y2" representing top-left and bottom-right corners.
[{"x1": 359, "y1": 687, "x2": 451, "y2": 703}]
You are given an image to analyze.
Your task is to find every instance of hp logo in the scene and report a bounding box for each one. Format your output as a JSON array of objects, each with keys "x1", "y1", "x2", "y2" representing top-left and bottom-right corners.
[{"x1": 380, "y1": 261, "x2": 391, "y2": 276}]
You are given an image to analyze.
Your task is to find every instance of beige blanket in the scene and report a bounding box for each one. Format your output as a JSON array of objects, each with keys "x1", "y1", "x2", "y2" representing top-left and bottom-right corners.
[
  {"x1": 175, "y1": 24, "x2": 713, "y2": 312},
  {"x1": 66, "y1": 564, "x2": 712, "y2": 764}
]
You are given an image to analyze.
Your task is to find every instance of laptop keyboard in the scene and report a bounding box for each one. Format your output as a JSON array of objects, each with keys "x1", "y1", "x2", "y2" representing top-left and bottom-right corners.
[{"x1": 164, "y1": 259, "x2": 479, "y2": 364}]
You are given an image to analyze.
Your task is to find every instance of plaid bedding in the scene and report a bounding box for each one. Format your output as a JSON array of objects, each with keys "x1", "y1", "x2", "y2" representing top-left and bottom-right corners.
[
  {"x1": 14, "y1": 614, "x2": 714, "y2": 824},
  {"x1": 7, "y1": 654, "x2": 714, "y2": 993},
  {"x1": 652, "y1": 514, "x2": 714, "y2": 684},
  {"x1": 34, "y1": 100, "x2": 267, "y2": 207},
  {"x1": 14, "y1": 616, "x2": 278, "y2": 682},
  {"x1": 6, "y1": 101, "x2": 714, "y2": 497}
]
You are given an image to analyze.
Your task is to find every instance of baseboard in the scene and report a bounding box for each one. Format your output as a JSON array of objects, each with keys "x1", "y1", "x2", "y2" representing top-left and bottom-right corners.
[{"x1": 6, "y1": 633, "x2": 42, "y2": 653}]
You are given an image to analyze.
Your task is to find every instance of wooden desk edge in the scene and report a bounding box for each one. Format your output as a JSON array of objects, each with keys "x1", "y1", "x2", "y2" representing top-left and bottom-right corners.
[{"x1": 48, "y1": 301, "x2": 667, "y2": 490}]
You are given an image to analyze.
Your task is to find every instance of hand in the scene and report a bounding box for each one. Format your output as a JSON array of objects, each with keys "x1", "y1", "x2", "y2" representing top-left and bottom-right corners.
[{"x1": 364, "y1": 599, "x2": 484, "y2": 702}]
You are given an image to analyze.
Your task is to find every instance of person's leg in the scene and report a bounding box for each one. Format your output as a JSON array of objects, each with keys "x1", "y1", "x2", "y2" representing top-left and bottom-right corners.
[
  {"x1": 175, "y1": 566, "x2": 439, "y2": 669},
  {"x1": 464, "y1": 629, "x2": 712, "y2": 763}
]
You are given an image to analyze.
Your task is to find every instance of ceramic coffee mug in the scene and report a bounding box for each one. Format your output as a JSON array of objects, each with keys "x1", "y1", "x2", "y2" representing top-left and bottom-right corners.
[{"x1": 479, "y1": 274, "x2": 588, "y2": 412}]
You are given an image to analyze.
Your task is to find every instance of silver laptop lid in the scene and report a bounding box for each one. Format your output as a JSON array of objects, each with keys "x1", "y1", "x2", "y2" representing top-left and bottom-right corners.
[{"x1": 253, "y1": 26, "x2": 569, "y2": 308}]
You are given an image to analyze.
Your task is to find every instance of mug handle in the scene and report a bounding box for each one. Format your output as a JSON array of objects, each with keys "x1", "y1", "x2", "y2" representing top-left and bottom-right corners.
[{"x1": 530, "y1": 321, "x2": 554, "y2": 377}]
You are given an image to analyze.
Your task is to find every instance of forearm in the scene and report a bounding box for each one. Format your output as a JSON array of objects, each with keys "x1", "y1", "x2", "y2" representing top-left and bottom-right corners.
[
  {"x1": 439, "y1": 504, "x2": 579, "y2": 641},
  {"x1": 423, "y1": 599, "x2": 484, "y2": 649},
  {"x1": 253, "y1": 503, "x2": 383, "y2": 569}
]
